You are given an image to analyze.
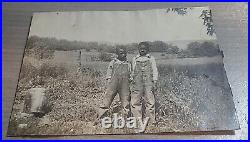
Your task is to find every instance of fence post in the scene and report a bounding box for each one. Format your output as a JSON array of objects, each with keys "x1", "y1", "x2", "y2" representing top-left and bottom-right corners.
[{"x1": 77, "y1": 50, "x2": 82, "y2": 69}]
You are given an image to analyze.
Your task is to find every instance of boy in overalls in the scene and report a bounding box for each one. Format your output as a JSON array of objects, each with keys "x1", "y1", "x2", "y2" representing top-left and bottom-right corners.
[
  {"x1": 94, "y1": 46, "x2": 131, "y2": 125},
  {"x1": 131, "y1": 42, "x2": 158, "y2": 125}
]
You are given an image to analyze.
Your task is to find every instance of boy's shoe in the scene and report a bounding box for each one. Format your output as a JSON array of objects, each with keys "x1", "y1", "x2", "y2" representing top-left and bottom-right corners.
[{"x1": 93, "y1": 119, "x2": 100, "y2": 126}]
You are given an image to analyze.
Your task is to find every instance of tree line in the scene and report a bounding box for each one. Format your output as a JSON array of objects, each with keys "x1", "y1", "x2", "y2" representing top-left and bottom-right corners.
[{"x1": 26, "y1": 36, "x2": 222, "y2": 58}]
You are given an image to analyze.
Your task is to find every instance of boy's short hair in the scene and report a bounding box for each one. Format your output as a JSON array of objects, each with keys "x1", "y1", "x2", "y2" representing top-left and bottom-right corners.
[
  {"x1": 115, "y1": 45, "x2": 127, "y2": 54},
  {"x1": 138, "y1": 42, "x2": 150, "y2": 51}
]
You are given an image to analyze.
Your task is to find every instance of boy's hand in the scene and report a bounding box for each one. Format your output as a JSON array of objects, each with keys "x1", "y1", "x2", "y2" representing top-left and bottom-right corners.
[
  {"x1": 106, "y1": 78, "x2": 111, "y2": 84},
  {"x1": 129, "y1": 77, "x2": 134, "y2": 83},
  {"x1": 153, "y1": 80, "x2": 157, "y2": 91}
]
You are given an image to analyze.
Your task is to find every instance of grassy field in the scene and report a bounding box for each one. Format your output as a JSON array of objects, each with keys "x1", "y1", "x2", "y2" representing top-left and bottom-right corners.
[{"x1": 8, "y1": 50, "x2": 238, "y2": 135}]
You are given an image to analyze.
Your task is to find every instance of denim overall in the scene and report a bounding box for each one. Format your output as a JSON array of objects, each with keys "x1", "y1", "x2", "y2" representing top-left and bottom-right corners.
[
  {"x1": 131, "y1": 59, "x2": 156, "y2": 122},
  {"x1": 99, "y1": 61, "x2": 130, "y2": 118}
]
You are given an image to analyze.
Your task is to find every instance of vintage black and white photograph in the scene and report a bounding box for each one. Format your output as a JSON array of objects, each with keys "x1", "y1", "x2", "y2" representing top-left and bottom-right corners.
[{"x1": 8, "y1": 7, "x2": 239, "y2": 136}]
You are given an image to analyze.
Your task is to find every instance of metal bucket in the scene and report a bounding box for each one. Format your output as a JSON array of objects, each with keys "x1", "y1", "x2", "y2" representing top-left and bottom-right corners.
[{"x1": 24, "y1": 87, "x2": 49, "y2": 117}]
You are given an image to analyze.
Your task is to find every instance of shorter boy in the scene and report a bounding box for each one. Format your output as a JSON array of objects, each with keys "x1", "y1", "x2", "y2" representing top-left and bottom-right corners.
[{"x1": 95, "y1": 46, "x2": 131, "y2": 125}]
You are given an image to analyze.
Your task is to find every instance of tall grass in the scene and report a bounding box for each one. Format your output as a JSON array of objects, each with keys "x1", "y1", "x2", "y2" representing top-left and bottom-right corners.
[{"x1": 10, "y1": 53, "x2": 235, "y2": 135}]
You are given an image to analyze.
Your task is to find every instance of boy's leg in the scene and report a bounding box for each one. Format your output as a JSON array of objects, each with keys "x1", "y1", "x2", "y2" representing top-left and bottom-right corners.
[
  {"x1": 98, "y1": 78, "x2": 118, "y2": 120},
  {"x1": 119, "y1": 78, "x2": 130, "y2": 118},
  {"x1": 144, "y1": 83, "x2": 156, "y2": 124},
  {"x1": 130, "y1": 80, "x2": 143, "y2": 119}
]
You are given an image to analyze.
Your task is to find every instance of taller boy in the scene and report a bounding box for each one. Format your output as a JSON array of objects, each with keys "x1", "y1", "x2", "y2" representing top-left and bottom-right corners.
[{"x1": 131, "y1": 42, "x2": 158, "y2": 124}]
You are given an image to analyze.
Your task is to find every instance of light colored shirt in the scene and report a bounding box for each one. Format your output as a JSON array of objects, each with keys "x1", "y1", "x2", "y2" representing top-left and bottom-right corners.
[
  {"x1": 106, "y1": 58, "x2": 131, "y2": 80},
  {"x1": 131, "y1": 54, "x2": 158, "y2": 81}
]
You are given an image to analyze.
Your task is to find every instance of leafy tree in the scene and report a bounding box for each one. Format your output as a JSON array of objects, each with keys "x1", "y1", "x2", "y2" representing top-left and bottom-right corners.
[
  {"x1": 150, "y1": 41, "x2": 167, "y2": 52},
  {"x1": 166, "y1": 8, "x2": 193, "y2": 15},
  {"x1": 200, "y1": 10, "x2": 215, "y2": 36},
  {"x1": 186, "y1": 41, "x2": 220, "y2": 57},
  {"x1": 166, "y1": 8, "x2": 215, "y2": 36}
]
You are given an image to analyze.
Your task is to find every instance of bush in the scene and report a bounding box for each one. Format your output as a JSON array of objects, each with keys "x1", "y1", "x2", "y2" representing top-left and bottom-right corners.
[
  {"x1": 25, "y1": 48, "x2": 54, "y2": 60},
  {"x1": 19, "y1": 60, "x2": 38, "y2": 80},
  {"x1": 98, "y1": 52, "x2": 113, "y2": 62},
  {"x1": 40, "y1": 62, "x2": 68, "y2": 78}
]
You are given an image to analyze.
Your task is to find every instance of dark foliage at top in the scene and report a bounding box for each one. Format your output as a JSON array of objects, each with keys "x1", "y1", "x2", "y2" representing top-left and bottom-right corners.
[
  {"x1": 26, "y1": 36, "x2": 222, "y2": 58},
  {"x1": 166, "y1": 8, "x2": 215, "y2": 36}
]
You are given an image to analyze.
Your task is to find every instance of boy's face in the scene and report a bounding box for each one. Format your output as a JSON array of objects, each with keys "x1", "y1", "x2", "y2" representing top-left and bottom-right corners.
[
  {"x1": 117, "y1": 48, "x2": 127, "y2": 60},
  {"x1": 138, "y1": 45, "x2": 149, "y2": 56}
]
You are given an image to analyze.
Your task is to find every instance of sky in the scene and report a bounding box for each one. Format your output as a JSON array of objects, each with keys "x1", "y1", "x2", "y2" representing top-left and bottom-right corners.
[{"x1": 29, "y1": 7, "x2": 217, "y2": 44}]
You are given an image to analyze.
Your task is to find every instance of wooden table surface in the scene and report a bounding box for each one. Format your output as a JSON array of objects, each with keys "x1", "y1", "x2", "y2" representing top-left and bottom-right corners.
[{"x1": 2, "y1": 2, "x2": 248, "y2": 140}]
